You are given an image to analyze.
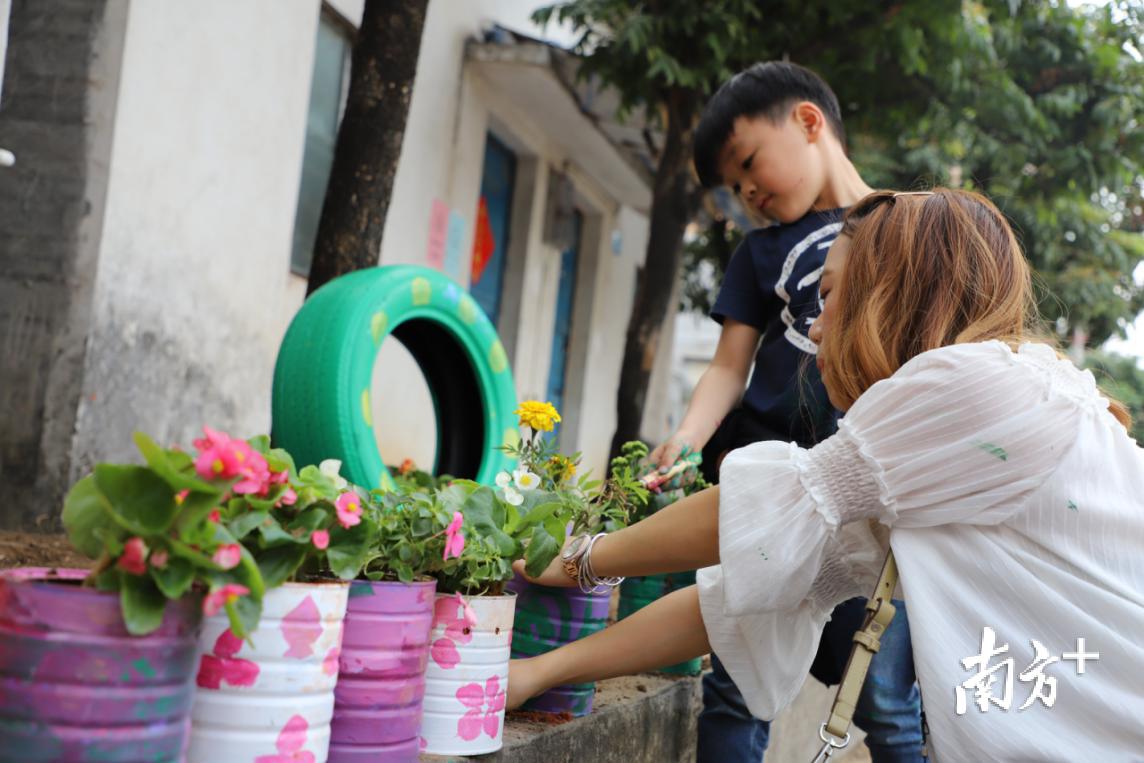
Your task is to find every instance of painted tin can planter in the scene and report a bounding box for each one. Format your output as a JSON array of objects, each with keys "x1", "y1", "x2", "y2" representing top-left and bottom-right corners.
[
  {"x1": 508, "y1": 579, "x2": 610, "y2": 716},
  {"x1": 420, "y1": 592, "x2": 515, "y2": 756},
  {"x1": 327, "y1": 578, "x2": 436, "y2": 763},
  {"x1": 188, "y1": 580, "x2": 350, "y2": 762},
  {"x1": 617, "y1": 571, "x2": 702, "y2": 675},
  {"x1": 0, "y1": 567, "x2": 202, "y2": 762}
]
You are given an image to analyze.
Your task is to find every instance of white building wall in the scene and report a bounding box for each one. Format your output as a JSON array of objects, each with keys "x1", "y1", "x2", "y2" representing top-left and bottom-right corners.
[
  {"x1": 73, "y1": 0, "x2": 320, "y2": 468},
  {"x1": 373, "y1": 0, "x2": 663, "y2": 477},
  {"x1": 73, "y1": 0, "x2": 664, "y2": 482}
]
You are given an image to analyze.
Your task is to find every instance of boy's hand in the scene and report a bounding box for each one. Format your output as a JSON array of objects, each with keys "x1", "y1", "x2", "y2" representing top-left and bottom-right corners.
[
  {"x1": 641, "y1": 449, "x2": 702, "y2": 493},
  {"x1": 649, "y1": 433, "x2": 693, "y2": 473}
]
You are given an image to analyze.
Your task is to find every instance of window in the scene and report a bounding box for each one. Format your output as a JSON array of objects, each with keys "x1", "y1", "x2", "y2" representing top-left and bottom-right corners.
[{"x1": 290, "y1": 8, "x2": 352, "y2": 276}]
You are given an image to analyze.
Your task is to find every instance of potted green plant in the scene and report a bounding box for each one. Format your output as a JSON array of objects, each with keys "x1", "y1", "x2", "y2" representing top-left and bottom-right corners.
[
  {"x1": 0, "y1": 427, "x2": 271, "y2": 762},
  {"x1": 419, "y1": 401, "x2": 577, "y2": 755},
  {"x1": 186, "y1": 435, "x2": 376, "y2": 763},
  {"x1": 327, "y1": 474, "x2": 459, "y2": 761},
  {"x1": 509, "y1": 438, "x2": 651, "y2": 716}
]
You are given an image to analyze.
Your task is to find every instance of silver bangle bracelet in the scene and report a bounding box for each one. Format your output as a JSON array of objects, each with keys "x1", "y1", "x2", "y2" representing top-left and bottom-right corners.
[{"x1": 578, "y1": 532, "x2": 624, "y2": 594}]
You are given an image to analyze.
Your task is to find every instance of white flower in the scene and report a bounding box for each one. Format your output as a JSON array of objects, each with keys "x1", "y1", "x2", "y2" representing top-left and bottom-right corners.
[
  {"x1": 495, "y1": 471, "x2": 512, "y2": 488},
  {"x1": 514, "y1": 470, "x2": 540, "y2": 491},
  {"x1": 319, "y1": 459, "x2": 348, "y2": 490},
  {"x1": 503, "y1": 487, "x2": 524, "y2": 506}
]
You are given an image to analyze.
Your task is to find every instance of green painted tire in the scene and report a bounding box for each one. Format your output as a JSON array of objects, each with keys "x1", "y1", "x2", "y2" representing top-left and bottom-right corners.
[{"x1": 271, "y1": 266, "x2": 519, "y2": 490}]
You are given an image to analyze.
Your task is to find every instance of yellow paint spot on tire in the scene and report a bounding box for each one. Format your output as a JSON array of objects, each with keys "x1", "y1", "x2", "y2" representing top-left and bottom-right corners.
[
  {"x1": 412, "y1": 277, "x2": 431, "y2": 306},
  {"x1": 361, "y1": 389, "x2": 373, "y2": 427},
  {"x1": 379, "y1": 470, "x2": 396, "y2": 492},
  {"x1": 370, "y1": 311, "x2": 389, "y2": 344},
  {"x1": 458, "y1": 296, "x2": 477, "y2": 325},
  {"x1": 489, "y1": 340, "x2": 507, "y2": 374}
]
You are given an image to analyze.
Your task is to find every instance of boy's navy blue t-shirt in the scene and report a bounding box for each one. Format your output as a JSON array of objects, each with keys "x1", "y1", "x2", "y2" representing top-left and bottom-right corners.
[{"x1": 711, "y1": 208, "x2": 843, "y2": 446}]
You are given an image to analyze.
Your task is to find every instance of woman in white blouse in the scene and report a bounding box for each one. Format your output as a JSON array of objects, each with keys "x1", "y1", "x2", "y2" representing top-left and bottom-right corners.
[{"x1": 507, "y1": 188, "x2": 1144, "y2": 762}]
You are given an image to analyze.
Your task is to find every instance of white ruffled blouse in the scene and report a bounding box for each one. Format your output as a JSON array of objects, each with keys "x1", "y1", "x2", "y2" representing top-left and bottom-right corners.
[{"x1": 696, "y1": 341, "x2": 1144, "y2": 762}]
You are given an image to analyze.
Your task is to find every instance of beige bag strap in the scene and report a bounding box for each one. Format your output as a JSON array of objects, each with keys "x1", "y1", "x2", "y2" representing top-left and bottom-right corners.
[{"x1": 811, "y1": 551, "x2": 900, "y2": 763}]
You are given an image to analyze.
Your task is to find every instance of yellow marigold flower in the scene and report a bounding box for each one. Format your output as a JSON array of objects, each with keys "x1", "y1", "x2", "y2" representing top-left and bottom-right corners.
[
  {"x1": 515, "y1": 400, "x2": 561, "y2": 432},
  {"x1": 548, "y1": 455, "x2": 577, "y2": 483}
]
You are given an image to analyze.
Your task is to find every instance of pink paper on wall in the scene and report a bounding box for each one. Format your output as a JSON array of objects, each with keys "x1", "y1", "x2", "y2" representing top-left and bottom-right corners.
[{"x1": 427, "y1": 198, "x2": 449, "y2": 269}]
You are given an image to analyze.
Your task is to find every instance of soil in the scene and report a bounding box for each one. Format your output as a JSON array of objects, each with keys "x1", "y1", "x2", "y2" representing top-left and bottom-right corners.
[
  {"x1": 0, "y1": 532, "x2": 92, "y2": 570},
  {"x1": 505, "y1": 709, "x2": 575, "y2": 726}
]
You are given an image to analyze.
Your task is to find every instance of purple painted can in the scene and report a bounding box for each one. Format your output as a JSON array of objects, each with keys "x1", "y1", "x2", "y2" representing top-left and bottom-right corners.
[
  {"x1": 0, "y1": 567, "x2": 202, "y2": 762},
  {"x1": 508, "y1": 576, "x2": 610, "y2": 716},
  {"x1": 327, "y1": 578, "x2": 436, "y2": 763}
]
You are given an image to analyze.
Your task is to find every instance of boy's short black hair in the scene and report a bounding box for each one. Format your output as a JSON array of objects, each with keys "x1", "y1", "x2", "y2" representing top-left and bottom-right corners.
[{"x1": 693, "y1": 62, "x2": 846, "y2": 189}]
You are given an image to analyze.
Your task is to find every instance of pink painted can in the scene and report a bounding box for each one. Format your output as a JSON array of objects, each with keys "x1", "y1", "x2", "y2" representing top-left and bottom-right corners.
[
  {"x1": 327, "y1": 578, "x2": 436, "y2": 762},
  {"x1": 420, "y1": 592, "x2": 516, "y2": 756},
  {"x1": 0, "y1": 567, "x2": 202, "y2": 762},
  {"x1": 187, "y1": 580, "x2": 350, "y2": 762}
]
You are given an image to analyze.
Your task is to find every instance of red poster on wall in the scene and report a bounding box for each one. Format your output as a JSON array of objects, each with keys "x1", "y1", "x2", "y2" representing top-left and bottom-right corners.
[{"x1": 470, "y1": 196, "x2": 496, "y2": 285}]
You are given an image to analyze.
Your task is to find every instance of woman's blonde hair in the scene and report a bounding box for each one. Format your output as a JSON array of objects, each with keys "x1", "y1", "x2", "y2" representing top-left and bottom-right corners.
[{"x1": 818, "y1": 187, "x2": 1131, "y2": 429}]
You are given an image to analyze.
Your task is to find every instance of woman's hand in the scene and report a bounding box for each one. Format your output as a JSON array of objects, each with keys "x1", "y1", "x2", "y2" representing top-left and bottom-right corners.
[{"x1": 511, "y1": 535, "x2": 577, "y2": 587}]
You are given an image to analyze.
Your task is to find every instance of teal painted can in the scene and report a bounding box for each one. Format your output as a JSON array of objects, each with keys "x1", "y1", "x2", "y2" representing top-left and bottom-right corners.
[
  {"x1": 507, "y1": 577, "x2": 609, "y2": 716},
  {"x1": 617, "y1": 572, "x2": 702, "y2": 675}
]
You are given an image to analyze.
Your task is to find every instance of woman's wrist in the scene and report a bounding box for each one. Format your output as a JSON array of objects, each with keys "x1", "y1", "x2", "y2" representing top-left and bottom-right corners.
[{"x1": 562, "y1": 532, "x2": 624, "y2": 593}]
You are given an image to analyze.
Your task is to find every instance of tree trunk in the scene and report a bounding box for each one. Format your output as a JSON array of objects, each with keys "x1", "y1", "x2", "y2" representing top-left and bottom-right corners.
[
  {"x1": 306, "y1": 0, "x2": 429, "y2": 296},
  {"x1": 609, "y1": 88, "x2": 702, "y2": 458}
]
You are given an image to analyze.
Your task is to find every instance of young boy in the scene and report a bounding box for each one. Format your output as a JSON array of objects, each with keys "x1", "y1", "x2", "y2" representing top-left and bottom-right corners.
[{"x1": 650, "y1": 62, "x2": 925, "y2": 763}]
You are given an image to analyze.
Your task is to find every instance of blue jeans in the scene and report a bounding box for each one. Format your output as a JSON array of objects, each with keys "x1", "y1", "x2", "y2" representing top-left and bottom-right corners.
[{"x1": 697, "y1": 597, "x2": 924, "y2": 763}]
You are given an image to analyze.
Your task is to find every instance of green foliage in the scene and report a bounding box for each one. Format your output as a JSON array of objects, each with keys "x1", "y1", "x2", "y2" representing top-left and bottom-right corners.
[
  {"x1": 61, "y1": 432, "x2": 266, "y2": 636},
  {"x1": 1084, "y1": 349, "x2": 1144, "y2": 442},
  {"x1": 574, "y1": 441, "x2": 650, "y2": 535},
  {"x1": 534, "y1": 0, "x2": 763, "y2": 117},
  {"x1": 60, "y1": 429, "x2": 379, "y2": 637},
  {"x1": 221, "y1": 451, "x2": 375, "y2": 588},
  {"x1": 547, "y1": 0, "x2": 1143, "y2": 348},
  {"x1": 846, "y1": 0, "x2": 1144, "y2": 345}
]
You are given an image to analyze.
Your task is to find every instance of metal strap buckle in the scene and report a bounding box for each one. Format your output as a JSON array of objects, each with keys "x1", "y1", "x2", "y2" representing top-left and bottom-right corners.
[{"x1": 811, "y1": 724, "x2": 851, "y2": 763}]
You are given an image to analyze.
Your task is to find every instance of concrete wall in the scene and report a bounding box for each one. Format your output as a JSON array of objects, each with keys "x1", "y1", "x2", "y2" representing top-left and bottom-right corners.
[
  {"x1": 0, "y1": 0, "x2": 128, "y2": 529},
  {"x1": 70, "y1": 1, "x2": 319, "y2": 477}
]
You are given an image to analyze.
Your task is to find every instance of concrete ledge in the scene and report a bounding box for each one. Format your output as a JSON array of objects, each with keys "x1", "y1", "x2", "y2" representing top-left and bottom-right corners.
[{"x1": 423, "y1": 673, "x2": 701, "y2": 762}]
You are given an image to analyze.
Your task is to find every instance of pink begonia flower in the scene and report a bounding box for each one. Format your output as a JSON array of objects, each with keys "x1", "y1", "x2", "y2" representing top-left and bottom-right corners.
[
  {"x1": 203, "y1": 584, "x2": 250, "y2": 617},
  {"x1": 311, "y1": 530, "x2": 329, "y2": 550},
  {"x1": 175, "y1": 489, "x2": 189, "y2": 505},
  {"x1": 193, "y1": 426, "x2": 243, "y2": 481},
  {"x1": 192, "y1": 426, "x2": 273, "y2": 495},
  {"x1": 150, "y1": 549, "x2": 169, "y2": 569},
  {"x1": 335, "y1": 492, "x2": 362, "y2": 529},
  {"x1": 212, "y1": 543, "x2": 242, "y2": 570},
  {"x1": 117, "y1": 537, "x2": 148, "y2": 576},
  {"x1": 443, "y1": 511, "x2": 464, "y2": 561},
  {"x1": 277, "y1": 487, "x2": 298, "y2": 507},
  {"x1": 208, "y1": 508, "x2": 222, "y2": 523},
  {"x1": 192, "y1": 425, "x2": 229, "y2": 452},
  {"x1": 230, "y1": 442, "x2": 271, "y2": 495}
]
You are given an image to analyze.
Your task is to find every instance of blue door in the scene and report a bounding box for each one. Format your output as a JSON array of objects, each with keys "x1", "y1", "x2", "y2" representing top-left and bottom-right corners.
[
  {"x1": 469, "y1": 135, "x2": 516, "y2": 325},
  {"x1": 544, "y1": 210, "x2": 583, "y2": 445}
]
